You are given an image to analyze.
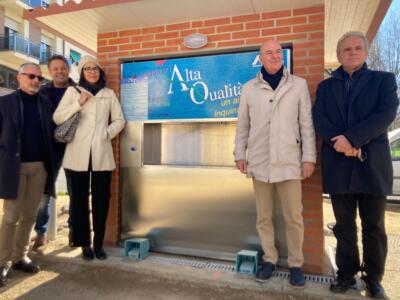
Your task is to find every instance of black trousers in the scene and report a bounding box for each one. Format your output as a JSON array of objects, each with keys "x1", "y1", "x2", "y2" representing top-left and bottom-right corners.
[
  {"x1": 331, "y1": 193, "x2": 387, "y2": 282},
  {"x1": 65, "y1": 169, "x2": 112, "y2": 249}
]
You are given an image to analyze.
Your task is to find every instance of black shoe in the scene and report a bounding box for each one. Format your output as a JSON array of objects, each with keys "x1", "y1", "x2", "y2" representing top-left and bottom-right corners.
[
  {"x1": 94, "y1": 248, "x2": 107, "y2": 260},
  {"x1": 0, "y1": 266, "x2": 9, "y2": 287},
  {"x1": 289, "y1": 267, "x2": 306, "y2": 287},
  {"x1": 330, "y1": 277, "x2": 356, "y2": 293},
  {"x1": 81, "y1": 247, "x2": 94, "y2": 261},
  {"x1": 364, "y1": 279, "x2": 386, "y2": 299},
  {"x1": 13, "y1": 258, "x2": 40, "y2": 273},
  {"x1": 255, "y1": 262, "x2": 276, "y2": 282}
]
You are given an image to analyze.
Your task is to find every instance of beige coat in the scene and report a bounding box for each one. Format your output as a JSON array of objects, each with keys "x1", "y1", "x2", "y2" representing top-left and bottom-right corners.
[
  {"x1": 234, "y1": 69, "x2": 316, "y2": 183},
  {"x1": 53, "y1": 86, "x2": 125, "y2": 171}
]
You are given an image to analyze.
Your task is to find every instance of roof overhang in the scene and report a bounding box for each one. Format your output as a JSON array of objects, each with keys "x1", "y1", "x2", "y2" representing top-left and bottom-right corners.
[{"x1": 23, "y1": 0, "x2": 392, "y2": 68}]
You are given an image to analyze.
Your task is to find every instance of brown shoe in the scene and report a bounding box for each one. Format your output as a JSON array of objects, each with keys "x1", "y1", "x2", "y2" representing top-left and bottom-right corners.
[{"x1": 32, "y1": 235, "x2": 47, "y2": 254}]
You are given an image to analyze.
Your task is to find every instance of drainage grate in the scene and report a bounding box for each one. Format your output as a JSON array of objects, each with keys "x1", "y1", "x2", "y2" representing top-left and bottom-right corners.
[{"x1": 146, "y1": 254, "x2": 333, "y2": 284}]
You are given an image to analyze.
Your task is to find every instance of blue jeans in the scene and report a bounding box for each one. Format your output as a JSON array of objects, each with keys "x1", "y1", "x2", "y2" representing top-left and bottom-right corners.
[{"x1": 34, "y1": 173, "x2": 73, "y2": 236}]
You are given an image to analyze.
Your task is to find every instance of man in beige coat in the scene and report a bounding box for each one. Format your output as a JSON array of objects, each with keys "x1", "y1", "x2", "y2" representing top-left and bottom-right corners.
[{"x1": 234, "y1": 40, "x2": 316, "y2": 287}]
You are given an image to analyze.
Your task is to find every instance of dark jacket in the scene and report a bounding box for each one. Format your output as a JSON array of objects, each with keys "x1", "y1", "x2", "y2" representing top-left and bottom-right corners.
[
  {"x1": 0, "y1": 89, "x2": 55, "y2": 199},
  {"x1": 313, "y1": 65, "x2": 399, "y2": 195},
  {"x1": 38, "y1": 79, "x2": 76, "y2": 183}
]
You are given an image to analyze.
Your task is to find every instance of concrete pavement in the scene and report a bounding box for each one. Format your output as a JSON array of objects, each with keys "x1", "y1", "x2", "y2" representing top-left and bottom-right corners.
[{"x1": 0, "y1": 197, "x2": 398, "y2": 300}]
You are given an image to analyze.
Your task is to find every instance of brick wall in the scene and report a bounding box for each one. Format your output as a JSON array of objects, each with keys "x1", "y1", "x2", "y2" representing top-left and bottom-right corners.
[{"x1": 99, "y1": 5, "x2": 325, "y2": 274}]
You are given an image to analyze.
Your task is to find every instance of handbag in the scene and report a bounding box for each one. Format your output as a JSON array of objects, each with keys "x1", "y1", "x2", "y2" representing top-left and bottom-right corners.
[
  {"x1": 54, "y1": 111, "x2": 81, "y2": 143},
  {"x1": 54, "y1": 86, "x2": 82, "y2": 143}
]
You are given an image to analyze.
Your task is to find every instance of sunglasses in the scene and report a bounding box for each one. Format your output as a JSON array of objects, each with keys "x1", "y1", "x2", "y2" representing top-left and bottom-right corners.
[
  {"x1": 83, "y1": 67, "x2": 100, "y2": 73},
  {"x1": 21, "y1": 73, "x2": 44, "y2": 82}
]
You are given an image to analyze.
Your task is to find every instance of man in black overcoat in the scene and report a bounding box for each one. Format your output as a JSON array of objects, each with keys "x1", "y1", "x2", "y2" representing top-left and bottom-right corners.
[
  {"x1": 0, "y1": 63, "x2": 56, "y2": 287},
  {"x1": 313, "y1": 31, "x2": 399, "y2": 299}
]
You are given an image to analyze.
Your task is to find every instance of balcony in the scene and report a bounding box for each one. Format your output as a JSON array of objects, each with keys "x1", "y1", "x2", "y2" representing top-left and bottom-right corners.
[
  {"x1": 0, "y1": 34, "x2": 40, "y2": 71},
  {"x1": 0, "y1": 34, "x2": 40, "y2": 59},
  {"x1": 20, "y1": 0, "x2": 50, "y2": 8}
]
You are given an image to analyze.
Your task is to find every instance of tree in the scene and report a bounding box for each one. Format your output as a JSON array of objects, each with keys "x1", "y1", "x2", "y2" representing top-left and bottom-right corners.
[{"x1": 369, "y1": 5, "x2": 400, "y2": 129}]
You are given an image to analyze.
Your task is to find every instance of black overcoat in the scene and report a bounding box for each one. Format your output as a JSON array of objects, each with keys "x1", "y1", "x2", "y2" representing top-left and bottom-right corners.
[
  {"x1": 0, "y1": 89, "x2": 56, "y2": 199},
  {"x1": 313, "y1": 65, "x2": 399, "y2": 195}
]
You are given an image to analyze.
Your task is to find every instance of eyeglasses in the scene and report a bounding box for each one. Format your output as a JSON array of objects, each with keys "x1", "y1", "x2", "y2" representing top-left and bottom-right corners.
[
  {"x1": 21, "y1": 73, "x2": 44, "y2": 82},
  {"x1": 83, "y1": 67, "x2": 100, "y2": 73}
]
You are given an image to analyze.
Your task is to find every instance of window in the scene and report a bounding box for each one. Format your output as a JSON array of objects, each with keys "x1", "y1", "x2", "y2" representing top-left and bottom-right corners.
[
  {"x1": 4, "y1": 27, "x2": 17, "y2": 50},
  {"x1": 69, "y1": 49, "x2": 81, "y2": 64},
  {"x1": 390, "y1": 139, "x2": 400, "y2": 161}
]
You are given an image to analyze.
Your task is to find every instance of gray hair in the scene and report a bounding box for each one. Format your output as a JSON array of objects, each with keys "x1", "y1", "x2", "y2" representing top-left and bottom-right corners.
[
  {"x1": 336, "y1": 31, "x2": 369, "y2": 55},
  {"x1": 18, "y1": 63, "x2": 40, "y2": 74}
]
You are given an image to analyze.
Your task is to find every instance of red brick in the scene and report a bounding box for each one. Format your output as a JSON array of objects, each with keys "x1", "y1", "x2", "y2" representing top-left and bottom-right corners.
[
  {"x1": 166, "y1": 22, "x2": 190, "y2": 31},
  {"x1": 156, "y1": 31, "x2": 180, "y2": 39},
  {"x1": 293, "y1": 23, "x2": 324, "y2": 33},
  {"x1": 105, "y1": 66, "x2": 120, "y2": 73},
  {"x1": 142, "y1": 40, "x2": 165, "y2": 48},
  {"x1": 295, "y1": 57, "x2": 323, "y2": 67},
  {"x1": 167, "y1": 38, "x2": 183, "y2": 46},
  {"x1": 309, "y1": 48, "x2": 324, "y2": 56},
  {"x1": 294, "y1": 49, "x2": 307, "y2": 57},
  {"x1": 204, "y1": 17, "x2": 231, "y2": 27},
  {"x1": 208, "y1": 33, "x2": 231, "y2": 42},
  {"x1": 217, "y1": 23, "x2": 243, "y2": 33},
  {"x1": 276, "y1": 16, "x2": 307, "y2": 26},
  {"x1": 119, "y1": 29, "x2": 141, "y2": 37},
  {"x1": 131, "y1": 34, "x2": 154, "y2": 43},
  {"x1": 130, "y1": 49, "x2": 154, "y2": 56},
  {"x1": 97, "y1": 39, "x2": 107, "y2": 46},
  {"x1": 108, "y1": 37, "x2": 130, "y2": 45},
  {"x1": 142, "y1": 25, "x2": 165, "y2": 34},
  {"x1": 155, "y1": 46, "x2": 179, "y2": 53},
  {"x1": 245, "y1": 37, "x2": 268, "y2": 45},
  {"x1": 218, "y1": 40, "x2": 245, "y2": 47},
  {"x1": 246, "y1": 20, "x2": 274, "y2": 30},
  {"x1": 180, "y1": 29, "x2": 197, "y2": 37},
  {"x1": 192, "y1": 20, "x2": 203, "y2": 28},
  {"x1": 98, "y1": 45, "x2": 118, "y2": 53},
  {"x1": 309, "y1": 14, "x2": 324, "y2": 23},
  {"x1": 232, "y1": 14, "x2": 260, "y2": 23},
  {"x1": 119, "y1": 43, "x2": 141, "y2": 51},
  {"x1": 308, "y1": 65, "x2": 324, "y2": 74},
  {"x1": 198, "y1": 27, "x2": 215, "y2": 35},
  {"x1": 98, "y1": 32, "x2": 118, "y2": 39},
  {"x1": 295, "y1": 40, "x2": 323, "y2": 49},
  {"x1": 293, "y1": 6, "x2": 324, "y2": 16},
  {"x1": 232, "y1": 30, "x2": 259, "y2": 39},
  {"x1": 262, "y1": 10, "x2": 291, "y2": 19},
  {"x1": 293, "y1": 66, "x2": 307, "y2": 74},
  {"x1": 262, "y1": 27, "x2": 291, "y2": 36},
  {"x1": 107, "y1": 51, "x2": 129, "y2": 58},
  {"x1": 309, "y1": 32, "x2": 324, "y2": 40},
  {"x1": 97, "y1": 53, "x2": 107, "y2": 60},
  {"x1": 277, "y1": 33, "x2": 307, "y2": 41}
]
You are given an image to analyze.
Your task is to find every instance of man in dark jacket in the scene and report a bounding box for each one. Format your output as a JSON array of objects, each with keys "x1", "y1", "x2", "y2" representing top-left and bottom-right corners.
[
  {"x1": 313, "y1": 31, "x2": 399, "y2": 299},
  {"x1": 0, "y1": 63, "x2": 56, "y2": 287},
  {"x1": 32, "y1": 55, "x2": 75, "y2": 253}
]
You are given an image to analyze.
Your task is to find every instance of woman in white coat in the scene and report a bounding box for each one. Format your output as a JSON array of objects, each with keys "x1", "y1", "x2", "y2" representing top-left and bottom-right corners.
[{"x1": 53, "y1": 56, "x2": 125, "y2": 260}]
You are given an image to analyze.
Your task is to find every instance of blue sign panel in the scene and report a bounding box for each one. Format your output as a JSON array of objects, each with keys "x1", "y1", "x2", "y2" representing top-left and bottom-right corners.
[{"x1": 121, "y1": 49, "x2": 291, "y2": 121}]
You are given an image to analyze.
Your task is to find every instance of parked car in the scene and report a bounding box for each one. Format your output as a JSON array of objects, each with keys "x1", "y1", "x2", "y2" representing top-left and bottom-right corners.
[{"x1": 389, "y1": 128, "x2": 400, "y2": 195}]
